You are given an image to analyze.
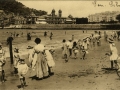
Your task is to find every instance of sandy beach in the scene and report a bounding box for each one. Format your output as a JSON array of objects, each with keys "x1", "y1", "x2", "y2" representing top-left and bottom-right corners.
[{"x1": 0, "y1": 29, "x2": 120, "y2": 90}]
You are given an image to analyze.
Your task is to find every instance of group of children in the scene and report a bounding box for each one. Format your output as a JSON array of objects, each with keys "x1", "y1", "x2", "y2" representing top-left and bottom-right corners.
[
  {"x1": 0, "y1": 43, "x2": 28, "y2": 88},
  {"x1": 62, "y1": 31, "x2": 101, "y2": 62}
]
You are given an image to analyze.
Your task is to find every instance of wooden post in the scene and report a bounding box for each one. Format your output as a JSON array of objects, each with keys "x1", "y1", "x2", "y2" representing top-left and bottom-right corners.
[{"x1": 7, "y1": 37, "x2": 14, "y2": 64}]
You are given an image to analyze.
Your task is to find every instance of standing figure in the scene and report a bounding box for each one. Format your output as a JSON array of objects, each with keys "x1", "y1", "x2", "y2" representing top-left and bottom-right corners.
[
  {"x1": 91, "y1": 35, "x2": 96, "y2": 47},
  {"x1": 31, "y1": 38, "x2": 49, "y2": 80},
  {"x1": 104, "y1": 31, "x2": 108, "y2": 42},
  {"x1": 72, "y1": 41, "x2": 79, "y2": 59},
  {"x1": 44, "y1": 31, "x2": 47, "y2": 37},
  {"x1": 82, "y1": 30, "x2": 84, "y2": 33},
  {"x1": 17, "y1": 59, "x2": 29, "y2": 88},
  {"x1": 50, "y1": 32, "x2": 53, "y2": 40},
  {"x1": 77, "y1": 39, "x2": 83, "y2": 54},
  {"x1": 81, "y1": 39, "x2": 88, "y2": 60},
  {"x1": 0, "y1": 43, "x2": 6, "y2": 84},
  {"x1": 44, "y1": 49, "x2": 55, "y2": 75},
  {"x1": 97, "y1": 37, "x2": 101, "y2": 46},
  {"x1": 27, "y1": 33, "x2": 31, "y2": 40},
  {"x1": 86, "y1": 37, "x2": 90, "y2": 49},
  {"x1": 107, "y1": 38, "x2": 120, "y2": 70},
  {"x1": 67, "y1": 40, "x2": 73, "y2": 57},
  {"x1": 13, "y1": 48, "x2": 20, "y2": 74},
  {"x1": 62, "y1": 39, "x2": 69, "y2": 62}
]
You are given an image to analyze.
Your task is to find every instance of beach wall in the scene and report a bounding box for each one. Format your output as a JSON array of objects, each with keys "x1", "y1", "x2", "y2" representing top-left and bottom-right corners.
[
  {"x1": 4, "y1": 24, "x2": 120, "y2": 30},
  {"x1": 10, "y1": 24, "x2": 120, "y2": 30}
]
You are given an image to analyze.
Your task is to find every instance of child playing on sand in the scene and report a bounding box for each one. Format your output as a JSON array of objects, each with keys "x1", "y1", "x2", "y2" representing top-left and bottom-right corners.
[
  {"x1": 0, "y1": 43, "x2": 6, "y2": 84},
  {"x1": 17, "y1": 58, "x2": 29, "y2": 88}
]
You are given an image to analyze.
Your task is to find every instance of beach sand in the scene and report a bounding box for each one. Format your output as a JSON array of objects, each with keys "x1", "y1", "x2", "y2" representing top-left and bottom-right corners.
[{"x1": 0, "y1": 30, "x2": 120, "y2": 90}]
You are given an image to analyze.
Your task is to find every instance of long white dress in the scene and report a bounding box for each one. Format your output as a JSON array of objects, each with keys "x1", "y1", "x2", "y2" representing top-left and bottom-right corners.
[{"x1": 32, "y1": 44, "x2": 49, "y2": 78}]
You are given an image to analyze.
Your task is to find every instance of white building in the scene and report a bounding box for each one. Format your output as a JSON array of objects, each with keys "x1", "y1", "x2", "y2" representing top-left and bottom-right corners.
[
  {"x1": 35, "y1": 15, "x2": 47, "y2": 24},
  {"x1": 88, "y1": 11, "x2": 120, "y2": 23}
]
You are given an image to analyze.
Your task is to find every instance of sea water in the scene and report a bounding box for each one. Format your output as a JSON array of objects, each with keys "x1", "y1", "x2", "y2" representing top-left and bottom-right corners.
[{"x1": 0, "y1": 29, "x2": 114, "y2": 57}]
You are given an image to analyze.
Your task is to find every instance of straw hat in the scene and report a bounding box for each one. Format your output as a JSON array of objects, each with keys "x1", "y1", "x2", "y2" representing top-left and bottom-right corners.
[
  {"x1": 27, "y1": 46, "x2": 33, "y2": 49},
  {"x1": 107, "y1": 38, "x2": 114, "y2": 43}
]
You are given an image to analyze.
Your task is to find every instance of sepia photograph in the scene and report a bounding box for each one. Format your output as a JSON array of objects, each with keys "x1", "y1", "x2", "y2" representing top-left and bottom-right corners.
[{"x1": 1, "y1": 0, "x2": 120, "y2": 90}]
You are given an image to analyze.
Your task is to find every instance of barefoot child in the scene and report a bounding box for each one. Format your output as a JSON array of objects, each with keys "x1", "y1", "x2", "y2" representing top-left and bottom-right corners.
[{"x1": 17, "y1": 58, "x2": 29, "y2": 88}]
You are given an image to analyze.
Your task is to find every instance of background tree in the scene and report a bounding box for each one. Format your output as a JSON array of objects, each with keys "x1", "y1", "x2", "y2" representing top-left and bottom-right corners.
[{"x1": 0, "y1": 0, "x2": 47, "y2": 17}]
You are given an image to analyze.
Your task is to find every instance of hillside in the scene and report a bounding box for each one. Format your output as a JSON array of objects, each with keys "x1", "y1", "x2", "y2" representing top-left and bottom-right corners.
[{"x1": 0, "y1": 0, "x2": 47, "y2": 17}]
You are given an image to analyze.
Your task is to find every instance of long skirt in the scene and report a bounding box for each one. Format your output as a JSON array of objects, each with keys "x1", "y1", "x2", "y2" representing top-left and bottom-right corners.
[{"x1": 36, "y1": 53, "x2": 48, "y2": 78}]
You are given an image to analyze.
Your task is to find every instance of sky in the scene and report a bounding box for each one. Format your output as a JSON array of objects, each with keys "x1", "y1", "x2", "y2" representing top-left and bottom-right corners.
[{"x1": 17, "y1": 0, "x2": 120, "y2": 17}]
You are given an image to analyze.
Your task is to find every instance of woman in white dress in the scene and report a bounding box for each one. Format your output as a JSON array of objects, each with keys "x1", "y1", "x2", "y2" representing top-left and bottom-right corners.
[{"x1": 31, "y1": 38, "x2": 49, "y2": 80}]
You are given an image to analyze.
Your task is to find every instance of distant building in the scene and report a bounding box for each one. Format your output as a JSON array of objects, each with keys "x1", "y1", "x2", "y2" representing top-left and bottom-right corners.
[
  {"x1": 26, "y1": 12, "x2": 38, "y2": 24},
  {"x1": 45, "y1": 9, "x2": 76, "y2": 24},
  {"x1": 35, "y1": 15, "x2": 47, "y2": 24},
  {"x1": 88, "y1": 11, "x2": 120, "y2": 23},
  {"x1": 10, "y1": 16, "x2": 26, "y2": 25}
]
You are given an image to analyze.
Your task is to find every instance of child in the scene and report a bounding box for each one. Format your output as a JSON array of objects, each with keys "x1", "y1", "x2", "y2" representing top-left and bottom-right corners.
[
  {"x1": 13, "y1": 48, "x2": 20, "y2": 74},
  {"x1": 62, "y1": 39, "x2": 69, "y2": 62},
  {"x1": 17, "y1": 58, "x2": 29, "y2": 88},
  {"x1": 0, "y1": 43, "x2": 6, "y2": 84},
  {"x1": 107, "y1": 38, "x2": 120, "y2": 70},
  {"x1": 44, "y1": 49, "x2": 55, "y2": 75},
  {"x1": 27, "y1": 46, "x2": 34, "y2": 68},
  {"x1": 67, "y1": 40, "x2": 73, "y2": 57},
  {"x1": 81, "y1": 39, "x2": 88, "y2": 60},
  {"x1": 72, "y1": 41, "x2": 79, "y2": 59}
]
